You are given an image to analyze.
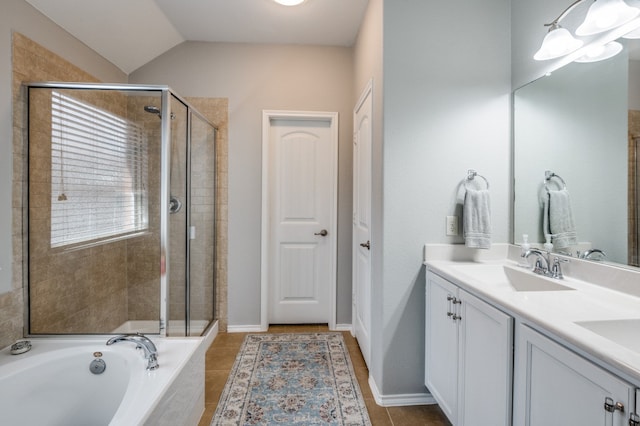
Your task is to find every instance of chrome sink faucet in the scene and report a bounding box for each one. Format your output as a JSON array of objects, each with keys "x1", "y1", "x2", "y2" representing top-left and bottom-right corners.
[
  {"x1": 106, "y1": 333, "x2": 159, "y2": 370},
  {"x1": 522, "y1": 249, "x2": 568, "y2": 279},
  {"x1": 522, "y1": 248, "x2": 550, "y2": 276}
]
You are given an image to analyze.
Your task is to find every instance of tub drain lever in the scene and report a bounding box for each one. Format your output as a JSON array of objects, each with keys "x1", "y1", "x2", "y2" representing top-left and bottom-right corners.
[{"x1": 10, "y1": 340, "x2": 31, "y2": 355}]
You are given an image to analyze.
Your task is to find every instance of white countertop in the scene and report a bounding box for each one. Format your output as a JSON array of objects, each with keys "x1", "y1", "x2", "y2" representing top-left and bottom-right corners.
[{"x1": 425, "y1": 245, "x2": 640, "y2": 386}]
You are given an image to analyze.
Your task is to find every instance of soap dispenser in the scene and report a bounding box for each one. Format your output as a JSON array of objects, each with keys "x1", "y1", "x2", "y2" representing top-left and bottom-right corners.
[
  {"x1": 520, "y1": 234, "x2": 531, "y2": 267},
  {"x1": 544, "y1": 234, "x2": 553, "y2": 252},
  {"x1": 521, "y1": 234, "x2": 530, "y2": 254}
]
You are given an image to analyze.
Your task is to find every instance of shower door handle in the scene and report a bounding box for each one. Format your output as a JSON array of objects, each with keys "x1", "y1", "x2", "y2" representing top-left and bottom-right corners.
[{"x1": 169, "y1": 196, "x2": 182, "y2": 214}]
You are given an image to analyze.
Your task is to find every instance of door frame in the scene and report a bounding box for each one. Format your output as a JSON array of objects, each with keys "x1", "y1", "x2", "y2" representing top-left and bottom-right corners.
[{"x1": 260, "y1": 110, "x2": 339, "y2": 331}]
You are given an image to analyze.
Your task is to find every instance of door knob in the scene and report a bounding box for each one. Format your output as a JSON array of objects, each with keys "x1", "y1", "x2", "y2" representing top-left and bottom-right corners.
[
  {"x1": 360, "y1": 240, "x2": 370, "y2": 250},
  {"x1": 314, "y1": 229, "x2": 328, "y2": 236}
]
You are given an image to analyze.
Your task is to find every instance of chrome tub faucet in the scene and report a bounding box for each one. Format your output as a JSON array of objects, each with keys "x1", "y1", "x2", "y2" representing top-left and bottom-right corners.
[{"x1": 106, "y1": 333, "x2": 159, "y2": 370}]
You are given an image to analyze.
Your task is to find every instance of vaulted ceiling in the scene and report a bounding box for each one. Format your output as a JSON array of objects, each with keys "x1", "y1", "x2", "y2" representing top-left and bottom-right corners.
[{"x1": 24, "y1": 0, "x2": 369, "y2": 74}]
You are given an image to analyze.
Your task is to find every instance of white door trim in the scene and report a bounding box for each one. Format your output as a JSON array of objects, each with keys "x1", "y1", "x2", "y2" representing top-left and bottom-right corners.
[{"x1": 261, "y1": 110, "x2": 339, "y2": 331}]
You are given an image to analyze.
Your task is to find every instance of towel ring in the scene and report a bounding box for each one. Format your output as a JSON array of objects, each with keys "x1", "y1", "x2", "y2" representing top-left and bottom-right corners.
[
  {"x1": 465, "y1": 169, "x2": 489, "y2": 189},
  {"x1": 544, "y1": 170, "x2": 566, "y2": 192}
]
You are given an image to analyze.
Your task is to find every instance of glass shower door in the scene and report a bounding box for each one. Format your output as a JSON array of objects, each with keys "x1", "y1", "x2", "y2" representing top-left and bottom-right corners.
[
  {"x1": 188, "y1": 113, "x2": 216, "y2": 336},
  {"x1": 167, "y1": 95, "x2": 188, "y2": 335}
]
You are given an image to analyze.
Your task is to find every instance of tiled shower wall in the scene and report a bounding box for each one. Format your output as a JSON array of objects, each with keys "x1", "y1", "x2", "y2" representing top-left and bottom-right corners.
[{"x1": 0, "y1": 32, "x2": 228, "y2": 346}]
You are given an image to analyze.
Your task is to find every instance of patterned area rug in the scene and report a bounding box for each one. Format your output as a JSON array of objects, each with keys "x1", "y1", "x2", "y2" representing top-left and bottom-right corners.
[{"x1": 211, "y1": 333, "x2": 372, "y2": 425}]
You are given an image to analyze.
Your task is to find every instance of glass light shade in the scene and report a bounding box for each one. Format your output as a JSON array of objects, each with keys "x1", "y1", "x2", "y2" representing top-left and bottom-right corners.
[
  {"x1": 623, "y1": 26, "x2": 640, "y2": 38},
  {"x1": 534, "y1": 26, "x2": 584, "y2": 60},
  {"x1": 575, "y1": 0, "x2": 640, "y2": 36},
  {"x1": 273, "y1": 0, "x2": 306, "y2": 5},
  {"x1": 574, "y1": 40, "x2": 624, "y2": 62}
]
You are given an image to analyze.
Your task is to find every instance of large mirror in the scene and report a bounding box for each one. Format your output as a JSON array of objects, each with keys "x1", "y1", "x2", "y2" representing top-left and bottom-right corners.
[{"x1": 513, "y1": 40, "x2": 639, "y2": 268}]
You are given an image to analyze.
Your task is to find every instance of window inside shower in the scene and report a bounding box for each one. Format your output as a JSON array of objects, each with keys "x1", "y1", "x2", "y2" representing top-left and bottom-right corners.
[
  {"x1": 25, "y1": 84, "x2": 217, "y2": 337},
  {"x1": 50, "y1": 91, "x2": 149, "y2": 248}
]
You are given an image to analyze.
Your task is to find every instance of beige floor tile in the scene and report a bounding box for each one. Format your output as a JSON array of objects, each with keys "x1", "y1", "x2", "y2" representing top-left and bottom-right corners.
[
  {"x1": 198, "y1": 404, "x2": 217, "y2": 426},
  {"x1": 386, "y1": 404, "x2": 452, "y2": 426}
]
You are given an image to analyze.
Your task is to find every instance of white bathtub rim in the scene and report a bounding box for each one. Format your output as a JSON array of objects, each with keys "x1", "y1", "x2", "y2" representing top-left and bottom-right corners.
[{"x1": 0, "y1": 336, "x2": 203, "y2": 426}]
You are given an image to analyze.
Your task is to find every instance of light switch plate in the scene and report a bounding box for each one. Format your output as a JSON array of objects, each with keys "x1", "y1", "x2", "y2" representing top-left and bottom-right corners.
[{"x1": 446, "y1": 216, "x2": 459, "y2": 236}]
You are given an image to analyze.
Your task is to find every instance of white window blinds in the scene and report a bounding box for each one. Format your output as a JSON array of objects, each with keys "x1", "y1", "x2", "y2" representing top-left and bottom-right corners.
[{"x1": 51, "y1": 91, "x2": 149, "y2": 248}]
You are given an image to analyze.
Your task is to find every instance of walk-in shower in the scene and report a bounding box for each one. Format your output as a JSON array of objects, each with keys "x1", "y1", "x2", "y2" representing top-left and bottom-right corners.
[{"x1": 24, "y1": 83, "x2": 217, "y2": 337}]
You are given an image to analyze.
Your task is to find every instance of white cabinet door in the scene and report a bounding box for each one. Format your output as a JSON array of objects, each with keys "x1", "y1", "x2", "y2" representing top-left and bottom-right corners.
[
  {"x1": 426, "y1": 272, "x2": 513, "y2": 426},
  {"x1": 425, "y1": 272, "x2": 459, "y2": 425},
  {"x1": 514, "y1": 324, "x2": 636, "y2": 426},
  {"x1": 458, "y1": 289, "x2": 513, "y2": 426}
]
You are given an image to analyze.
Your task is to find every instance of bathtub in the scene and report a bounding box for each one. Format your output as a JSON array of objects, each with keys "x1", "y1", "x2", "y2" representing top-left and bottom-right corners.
[{"x1": 0, "y1": 330, "x2": 214, "y2": 426}]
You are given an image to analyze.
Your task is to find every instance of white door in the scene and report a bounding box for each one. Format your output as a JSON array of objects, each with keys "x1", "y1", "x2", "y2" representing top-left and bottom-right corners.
[
  {"x1": 353, "y1": 81, "x2": 373, "y2": 366},
  {"x1": 263, "y1": 112, "x2": 338, "y2": 326}
]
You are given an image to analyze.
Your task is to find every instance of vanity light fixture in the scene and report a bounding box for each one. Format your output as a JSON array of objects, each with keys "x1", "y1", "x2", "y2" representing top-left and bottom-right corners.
[
  {"x1": 273, "y1": 0, "x2": 306, "y2": 5},
  {"x1": 574, "y1": 40, "x2": 624, "y2": 61},
  {"x1": 534, "y1": 0, "x2": 640, "y2": 61},
  {"x1": 575, "y1": 0, "x2": 639, "y2": 35},
  {"x1": 623, "y1": 26, "x2": 640, "y2": 37},
  {"x1": 534, "y1": 0, "x2": 586, "y2": 61},
  {"x1": 534, "y1": 23, "x2": 584, "y2": 60}
]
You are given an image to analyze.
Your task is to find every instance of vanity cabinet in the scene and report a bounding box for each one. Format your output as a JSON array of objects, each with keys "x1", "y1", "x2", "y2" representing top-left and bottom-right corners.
[
  {"x1": 514, "y1": 324, "x2": 637, "y2": 426},
  {"x1": 425, "y1": 271, "x2": 513, "y2": 426}
]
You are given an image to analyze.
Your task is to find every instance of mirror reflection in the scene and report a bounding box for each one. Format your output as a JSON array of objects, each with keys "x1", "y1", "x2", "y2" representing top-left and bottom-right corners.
[{"x1": 513, "y1": 40, "x2": 639, "y2": 268}]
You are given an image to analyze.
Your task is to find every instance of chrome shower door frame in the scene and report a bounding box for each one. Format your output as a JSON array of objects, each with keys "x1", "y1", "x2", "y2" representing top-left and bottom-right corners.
[{"x1": 23, "y1": 82, "x2": 217, "y2": 337}]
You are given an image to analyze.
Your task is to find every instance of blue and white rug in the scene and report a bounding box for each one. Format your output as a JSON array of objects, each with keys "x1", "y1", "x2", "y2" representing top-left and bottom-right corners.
[{"x1": 211, "y1": 333, "x2": 371, "y2": 425}]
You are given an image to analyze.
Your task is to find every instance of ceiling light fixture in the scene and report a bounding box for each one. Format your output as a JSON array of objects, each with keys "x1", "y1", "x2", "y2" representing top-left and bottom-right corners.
[
  {"x1": 534, "y1": 0, "x2": 640, "y2": 62},
  {"x1": 273, "y1": 0, "x2": 306, "y2": 6}
]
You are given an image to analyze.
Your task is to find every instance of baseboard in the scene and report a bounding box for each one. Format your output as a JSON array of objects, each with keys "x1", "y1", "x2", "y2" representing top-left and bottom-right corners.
[
  {"x1": 333, "y1": 323, "x2": 352, "y2": 332},
  {"x1": 226, "y1": 325, "x2": 267, "y2": 333},
  {"x1": 368, "y1": 376, "x2": 437, "y2": 407},
  {"x1": 202, "y1": 320, "x2": 219, "y2": 350},
  {"x1": 228, "y1": 324, "x2": 352, "y2": 333}
]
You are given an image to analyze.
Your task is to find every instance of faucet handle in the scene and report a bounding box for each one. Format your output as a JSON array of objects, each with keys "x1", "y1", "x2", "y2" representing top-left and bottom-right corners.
[{"x1": 551, "y1": 257, "x2": 569, "y2": 279}]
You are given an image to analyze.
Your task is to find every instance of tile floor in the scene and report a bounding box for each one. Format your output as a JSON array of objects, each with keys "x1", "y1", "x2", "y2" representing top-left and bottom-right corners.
[{"x1": 198, "y1": 324, "x2": 451, "y2": 426}]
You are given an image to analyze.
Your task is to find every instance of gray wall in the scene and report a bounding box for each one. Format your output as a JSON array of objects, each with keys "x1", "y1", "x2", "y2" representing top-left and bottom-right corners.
[
  {"x1": 129, "y1": 42, "x2": 355, "y2": 326},
  {"x1": 0, "y1": 0, "x2": 126, "y2": 295},
  {"x1": 375, "y1": 0, "x2": 511, "y2": 396},
  {"x1": 353, "y1": 0, "x2": 385, "y2": 392}
]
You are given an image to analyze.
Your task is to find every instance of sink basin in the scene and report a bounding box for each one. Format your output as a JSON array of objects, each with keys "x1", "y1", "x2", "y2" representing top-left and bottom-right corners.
[
  {"x1": 450, "y1": 264, "x2": 510, "y2": 284},
  {"x1": 575, "y1": 319, "x2": 640, "y2": 353},
  {"x1": 503, "y1": 265, "x2": 575, "y2": 292},
  {"x1": 449, "y1": 263, "x2": 576, "y2": 292}
]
